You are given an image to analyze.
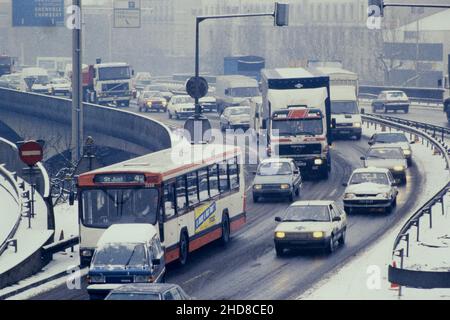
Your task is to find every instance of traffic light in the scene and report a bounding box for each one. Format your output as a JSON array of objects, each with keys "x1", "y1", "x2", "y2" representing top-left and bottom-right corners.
[
  {"x1": 275, "y1": 2, "x2": 289, "y2": 27},
  {"x1": 368, "y1": 0, "x2": 384, "y2": 17}
]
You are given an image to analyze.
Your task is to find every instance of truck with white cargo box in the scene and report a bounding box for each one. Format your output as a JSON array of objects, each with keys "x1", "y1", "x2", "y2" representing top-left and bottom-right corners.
[{"x1": 258, "y1": 68, "x2": 333, "y2": 179}]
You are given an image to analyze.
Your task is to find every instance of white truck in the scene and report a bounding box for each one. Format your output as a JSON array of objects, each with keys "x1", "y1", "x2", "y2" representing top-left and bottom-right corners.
[
  {"x1": 215, "y1": 75, "x2": 261, "y2": 114},
  {"x1": 258, "y1": 68, "x2": 333, "y2": 179},
  {"x1": 316, "y1": 67, "x2": 362, "y2": 140}
]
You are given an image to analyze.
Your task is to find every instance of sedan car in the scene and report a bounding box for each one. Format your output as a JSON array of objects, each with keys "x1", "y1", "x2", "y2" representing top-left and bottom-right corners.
[
  {"x1": 105, "y1": 283, "x2": 190, "y2": 301},
  {"x1": 220, "y1": 106, "x2": 251, "y2": 131},
  {"x1": 274, "y1": 201, "x2": 347, "y2": 255},
  {"x1": 343, "y1": 168, "x2": 398, "y2": 214},
  {"x1": 361, "y1": 146, "x2": 408, "y2": 184},
  {"x1": 137, "y1": 91, "x2": 167, "y2": 112},
  {"x1": 167, "y1": 95, "x2": 195, "y2": 120},
  {"x1": 368, "y1": 132, "x2": 414, "y2": 166},
  {"x1": 252, "y1": 158, "x2": 302, "y2": 203},
  {"x1": 49, "y1": 77, "x2": 71, "y2": 96},
  {"x1": 372, "y1": 91, "x2": 410, "y2": 114}
]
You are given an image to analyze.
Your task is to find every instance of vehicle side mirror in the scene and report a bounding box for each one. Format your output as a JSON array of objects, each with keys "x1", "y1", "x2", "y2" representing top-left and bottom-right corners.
[
  {"x1": 152, "y1": 258, "x2": 161, "y2": 265},
  {"x1": 293, "y1": 170, "x2": 299, "y2": 175},
  {"x1": 69, "y1": 190, "x2": 75, "y2": 206},
  {"x1": 342, "y1": 182, "x2": 348, "y2": 187},
  {"x1": 333, "y1": 216, "x2": 341, "y2": 222},
  {"x1": 275, "y1": 217, "x2": 282, "y2": 223},
  {"x1": 361, "y1": 108, "x2": 365, "y2": 115},
  {"x1": 368, "y1": 141, "x2": 374, "y2": 146}
]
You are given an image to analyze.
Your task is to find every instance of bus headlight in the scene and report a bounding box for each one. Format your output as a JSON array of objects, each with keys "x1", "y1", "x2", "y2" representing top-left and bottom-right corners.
[
  {"x1": 312, "y1": 231, "x2": 325, "y2": 239},
  {"x1": 275, "y1": 232, "x2": 286, "y2": 239},
  {"x1": 393, "y1": 165, "x2": 405, "y2": 172},
  {"x1": 353, "y1": 122, "x2": 362, "y2": 128},
  {"x1": 314, "y1": 159, "x2": 324, "y2": 165},
  {"x1": 344, "y1": 193, "x2": 356, "y2": 200}
]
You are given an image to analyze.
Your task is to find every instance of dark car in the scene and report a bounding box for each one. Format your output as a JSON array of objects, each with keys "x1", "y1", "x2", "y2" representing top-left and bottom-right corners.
[
  {"x1": 105, "y1": 283, "x2": 191, "y2": 300},
  {"x1": 252, "y1": 158, "x2": 302, "y2": 203},
  {"x1": 371, "y1": 91, "x2": 410, "y2": 114}
]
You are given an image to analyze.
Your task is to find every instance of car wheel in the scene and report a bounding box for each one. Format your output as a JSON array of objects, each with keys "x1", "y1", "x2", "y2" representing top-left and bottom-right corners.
[
  {"x1": 392, "y1": 196, "x2": 397, "y2": 208},
  {"x1": 295, "y1": 187, "x2": 300, "y2": 197},
  {"x1": 220, "y1": 214, "x2": 231, "y2": 246},
  {"x1": 327, "y1": 235, "x2": 336, "y2": 254},
  {"x1": 338, "y1": 230, "x2": 346, "y2": 246},
  {"x1": 275, "y1": 244, "x2": 285, "y2": 257},
  {"x1": 178, "y1": 231, "x2": 189, "y2": 266}
]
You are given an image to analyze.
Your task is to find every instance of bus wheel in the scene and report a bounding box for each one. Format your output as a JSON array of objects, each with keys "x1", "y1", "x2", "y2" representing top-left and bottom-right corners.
[
  {"x1": 178, "y1": 231, "x2": 189, "y2": 266},
  {"x1": 220, "y1": 214, "x2": 231, "y2": 246}
]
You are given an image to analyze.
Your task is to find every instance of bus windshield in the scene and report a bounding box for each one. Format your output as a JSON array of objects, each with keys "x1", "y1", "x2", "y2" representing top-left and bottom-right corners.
[
  {"x1": 98, "y1": 66, "x2": 131, "y2": 81},
  {"x1": 272, "y1": 119, "x2": 323, "y2": 136},
  {"x1": 331, "y1": 101, "x2": 359, "y2": 115},
  {"x1": 81, "y1": 188, "x2": 159, "y2": 228}
]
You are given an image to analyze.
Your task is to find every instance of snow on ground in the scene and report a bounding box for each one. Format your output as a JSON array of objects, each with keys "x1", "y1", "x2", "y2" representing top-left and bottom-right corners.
[
  {"x1": 300, "y1": 121, "x2": 450, "y2": 300},
  {"x1": 0, "y1": 174, "x2": 21, "y2": 248}
]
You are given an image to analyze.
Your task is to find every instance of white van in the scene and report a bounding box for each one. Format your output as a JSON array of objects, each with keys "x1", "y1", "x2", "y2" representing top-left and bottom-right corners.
[
  {"x1": 215, "y1": 75, "x2": 261, "y2": 114},
  {"x1": 87, "y1": 224, "x2": 166, "y2": 300}
]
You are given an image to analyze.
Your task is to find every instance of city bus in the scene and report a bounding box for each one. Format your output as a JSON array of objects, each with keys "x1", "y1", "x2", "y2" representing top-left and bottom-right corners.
[{"x1": 77, "y1": 144, "x2": 246, "y2": 267}]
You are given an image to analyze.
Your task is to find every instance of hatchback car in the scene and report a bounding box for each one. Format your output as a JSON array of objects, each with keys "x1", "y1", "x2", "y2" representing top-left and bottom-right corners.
[
  {"x1": 372, "y1": 91, "x2": 410, "y2": 113},
  {"x1": 274, "y1": 201, "x2": 347, "y2": 255},
  {"x1": 137, "y1": 91, "x2": 167, "y2": 112},
  {"x1": 220, "y1": 106, "x2": 251, "y2": 131},
  {"x1": 167, "y1": 95, "x2": 196, "y2": 120},
  {"x1": 105, "y1": 283, "x2": 190, "y2": 301},
  {"x1": 361, "y1": 146, "x2": 408, "y2": 184},
  {"x1": 343, "y1": 168, "x2": 398, "y2": 214},
  {"x1": 252, "y1": 158, "x2": 302, "y2": 203},
  {"x1": 368, "y1": 132, "x2": 414, "y2": 166}
]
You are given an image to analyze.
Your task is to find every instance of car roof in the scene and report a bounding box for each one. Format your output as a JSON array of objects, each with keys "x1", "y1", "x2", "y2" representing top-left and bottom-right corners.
[
  {"x1": 291, "y1": 200, "x2": 334, "y2": 206},
  {"x1": 111, "y1": 283, "x2": 179, "y2": 294},
  {"x1": 97, "y1": 224, "x2": 158, "y2": 247},
  {"x1": 369, "y1": 145, "x2": 403, "y2": 150},
  {"x1": 352, "y1": 167, "x2": 390, "y2": 174},
  {"x1": 382, "y1": 90, "x2": 406, "y2": 94}
]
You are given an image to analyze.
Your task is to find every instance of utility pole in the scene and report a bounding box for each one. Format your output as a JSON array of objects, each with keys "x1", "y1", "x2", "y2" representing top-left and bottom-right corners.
[{"x1": 72, "y1": 0, "x2": 83, "y2": 163}]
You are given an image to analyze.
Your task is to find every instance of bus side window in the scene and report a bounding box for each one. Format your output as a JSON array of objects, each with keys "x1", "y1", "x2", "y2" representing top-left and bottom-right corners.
[
  {"x1": 187, "y1": 172, "x2": 199, "y2": 206},
  {"x1": 198, "y1": 169, "x2": 209, "y2": 201},
  {"x1": 229, "y1": 157, "x2": 240, "y2": 190},
  {"x1": 209, "y1": 165, "x2": 220, "y2": 197},
  {"x1": 163, "y1": 183, "x2": 176, "y2": 221},
  {"x1": 176, "y1": 176, "x2": 188, "y2": 212},
  {"x1": 219, "y1": 162, "x2": 230, "y2": 193}
]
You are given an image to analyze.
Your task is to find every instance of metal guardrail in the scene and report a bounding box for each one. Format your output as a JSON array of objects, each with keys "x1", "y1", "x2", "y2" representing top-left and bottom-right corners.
[
  {"x1": 42, "y1": 236, "x2": 79, "y2": 256},
  {"x1": 0, "y1": 165, "x2": 22, "y2": 257},
  {"x1": 359, "y1": 85, "x2": 445, "y2": 105}
]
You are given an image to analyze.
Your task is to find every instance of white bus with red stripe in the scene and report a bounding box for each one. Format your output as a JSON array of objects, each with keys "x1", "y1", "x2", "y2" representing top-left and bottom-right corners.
[{"x1": 77, "y1": 144, "x2": 246, "y2": 267}]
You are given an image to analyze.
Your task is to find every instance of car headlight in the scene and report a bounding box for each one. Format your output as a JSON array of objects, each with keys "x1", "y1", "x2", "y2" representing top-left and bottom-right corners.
[
  {"x1": 403, "y1": 150, "x2": 411, "y2": 156},
  {"x1": 376, "y1": 193, "x2": 389, "y2": 199},
  {"x1": 133, "y1": 275, "x2": 152, "y2": 283},
  {"x1": 314, "y1": 159, "x2": 324, "y2": 165},
  {"x1": 88, "y1": 274, "x2": 105, "y2": 284},
  {"x1": 253, "y1": 184, "x2": 262, "y2": 190},
  {"x1": 280, "y1": 184, "x2": 291, "y2": 190},
  {"x1": 312, "y1": 231, "x2": 325, "y2": 239},
  {"x1": 275, "y1": 232, "x2": 286, "y2": 239},
  {"x1": 147, "y1": 101, "x2": 152, "y2": 106},
  {"x1": 353, "y1": 122, "x2": 362, "y2": 128},
  {"x1": 344, "y1": 193, "x2": 356, "y2": 199},
  {"x1": 393, "y1": 165, "x2": 405, "y2": 172}
]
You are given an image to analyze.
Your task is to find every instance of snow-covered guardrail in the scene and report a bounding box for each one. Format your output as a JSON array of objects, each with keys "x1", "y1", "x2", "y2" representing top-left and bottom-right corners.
[{"x1": 0, "y1": 165, "x2": 22, "y2": 257}]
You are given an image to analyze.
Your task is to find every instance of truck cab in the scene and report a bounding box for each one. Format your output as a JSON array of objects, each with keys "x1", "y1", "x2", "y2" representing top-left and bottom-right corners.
[
  {"x1": 215, "y1": 75, "x2": 261, "y2": 114},
  {"x1": 259, "y1": 68, "x2": 332, "y2": 179},
  {"x1": 92, "y1": 62, "x2": 133, "y2": 107}
]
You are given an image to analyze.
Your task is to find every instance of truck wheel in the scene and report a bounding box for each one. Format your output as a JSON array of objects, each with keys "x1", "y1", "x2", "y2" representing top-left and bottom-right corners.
[
  {"x1": 344, "y1": 206, "x2": 352, "y2": 215},
  {"x1": 355, "y1": 133, "x2": 362, "y2": 141},
  {"x1": 178, "y1": 231, "x2": 189, "y2": 266},
  {"x1": 253, "y1": 194, "x2": 259, "y2": 203}
]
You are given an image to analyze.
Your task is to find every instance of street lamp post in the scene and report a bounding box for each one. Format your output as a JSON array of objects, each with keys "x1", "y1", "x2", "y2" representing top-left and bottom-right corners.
[
  {"x1": 185, "y1": 3, "x2": 289, "y2": 144},
  {"x1": 72, "y1": 0, "x2": 83, "y2": 163}
]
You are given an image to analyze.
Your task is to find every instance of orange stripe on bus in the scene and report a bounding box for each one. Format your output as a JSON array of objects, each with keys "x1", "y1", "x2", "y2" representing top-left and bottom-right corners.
[
  {"x1": 189, "y1": 228, "x2": 222, "y2": 253},
  {"x1": 231, "y1": 215, "x2": 246, "y2": 233}
]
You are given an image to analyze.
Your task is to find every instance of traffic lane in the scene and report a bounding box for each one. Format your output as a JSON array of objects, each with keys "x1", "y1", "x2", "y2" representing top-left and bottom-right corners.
[{"x1": 165, "y1": 139, "x2": 423, "y2": 300}]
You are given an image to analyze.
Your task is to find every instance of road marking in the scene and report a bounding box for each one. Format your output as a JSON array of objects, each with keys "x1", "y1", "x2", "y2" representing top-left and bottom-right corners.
[
  {"x1": 182, "y1": 270, "x2": 213, "y2": 286},
  {"x1": 330, "y1": 188, "x2": 338, "y2": 197}
]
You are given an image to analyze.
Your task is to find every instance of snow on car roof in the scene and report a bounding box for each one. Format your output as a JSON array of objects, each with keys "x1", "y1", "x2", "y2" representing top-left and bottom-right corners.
[
  {"x1": 352, "y1": 167, "x2": 390, "y2": 174},
  {"x1": 112, "y1": 283, "x2": 179, "y2": 294},
  {"x1": 97, "y1": 224, "x2": 157, "y2": 247},
  {"x1": 260, "y1": 157, "x2": 293, "y2": 164}
]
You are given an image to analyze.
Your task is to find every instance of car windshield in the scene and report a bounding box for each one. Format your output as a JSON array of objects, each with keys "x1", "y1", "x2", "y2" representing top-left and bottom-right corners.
[
  {"x1": 283, "y1": 205, "x2": 330, "y2": 222},
  {"x1": 331, "y1": 101, "x2": 359, "y2": 115},
  {"x1": 81, "y1": 188, "x2": 159, "y2": 228},
  {"x1": 33, "y1": 75, "x2": 49, "y2": 85},
  {"x1": 367, "y1": 148, "x2": 404, "y2": 160},
  {"x1": 147, "y1": 85, "x2": 168, "y2": 92},
  {"x1": 228, "y1": 107, "x2": 250, "y2": 116},
  {"x1": 387, "y1": 92, "x2": 406, "y2": 99},
  {"x1": 230, "y1": 87, "x2": 259, "y2": 97},
  {"x1": 272, "y1": 119, "x2": 323, "y2": 136},
  {"x1": 373, "y1": 134, "x2": 408, "y2": 144},
  {"x1": 258, "y1": 162, "x2": 292, "y2": 176},
  {"x1": 350, "y1": 173, "x2": 389, "y2": 185},
  {"x1": 174, "y1": 97, "x2": 194, "y2": 104},
  {"x1": 143, "y1": 91, "x2": 161, "y2": 99},
  {"x1": 107, "y1": 292, "x2": 160, "y2": 300},
  {"x1": 92, "y1": 243, "x2": 147, "y2": 268},
  {"x1": 98, "y1": 66, "x2": 131, "y2": 81}
]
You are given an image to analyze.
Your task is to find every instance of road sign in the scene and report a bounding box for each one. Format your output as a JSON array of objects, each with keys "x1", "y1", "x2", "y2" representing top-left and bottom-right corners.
[
  {"x1": 19, "y1": 141, "x2": 43, "y2": 167},
  {"x1": 12, "y1": 0, "x2": 65, "y2": 27},
  {"x1": 186, "y1": 77, "x2": 209, "y2": 100},
  {"x1": 114, "y1": 0, "x2": 141, "y2": 28}
]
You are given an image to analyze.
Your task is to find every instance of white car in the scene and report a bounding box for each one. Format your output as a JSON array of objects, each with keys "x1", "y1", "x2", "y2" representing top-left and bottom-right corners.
[
  {"x1": 368, "y1": 132, "x2": 414, "y2": 166},
  {"x1": 200, "y1": 96, "x2": 217, "y2": 112},
  {"x1": 220, "y1": 106, "x2": 251, "y2": 131},
  {"x1": 343, "y1": 168, "x2": 398, "y2": 214},
  {"x1": 274, "y1": 200, "x2": 347, "y2": 256},
  {"x1": 167, "y1": 95, "x2": 195, "y2": 120},
  {"x1": 49, "y1": 77, "x2": 71, "y2": 96},
  {"x1": 361, "y1": 146, "x2": 408, "y2": 184}
]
